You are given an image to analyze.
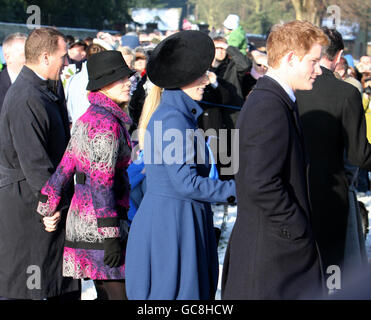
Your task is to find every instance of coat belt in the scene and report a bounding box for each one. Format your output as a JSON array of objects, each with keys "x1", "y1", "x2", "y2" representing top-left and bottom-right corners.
[{"x1": 0, "y1": 163, "x2": 25, "y2": 188}]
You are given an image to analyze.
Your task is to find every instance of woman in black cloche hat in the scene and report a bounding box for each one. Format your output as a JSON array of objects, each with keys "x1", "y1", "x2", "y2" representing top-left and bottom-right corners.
[
  {"x1": 36, "y1": 51, "x2": 135, "y2": 300},
  {"x1": 125, "y1": 31, "x2": 236, "y2": 300}
]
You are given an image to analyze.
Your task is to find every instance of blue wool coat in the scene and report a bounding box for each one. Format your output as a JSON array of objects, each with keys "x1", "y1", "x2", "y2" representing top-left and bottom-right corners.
[{"x1": 125, "y1": 89, "x2": 236, "y2": 300}]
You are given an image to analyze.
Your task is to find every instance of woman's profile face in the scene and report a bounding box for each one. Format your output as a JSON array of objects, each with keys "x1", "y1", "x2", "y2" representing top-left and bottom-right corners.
[
  {"x1": 181, "y1": 72, "x2": 210, "y2": 101},
  {"x1": 101, "y1": 76, "x2": 131, "y2": 104}
]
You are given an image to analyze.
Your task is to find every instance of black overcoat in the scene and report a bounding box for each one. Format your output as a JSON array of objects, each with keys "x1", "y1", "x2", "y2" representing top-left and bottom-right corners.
[
  {"x1": 222, "y1": 76, "x2": 324, "y2": 300},
  {"x1": 0, "y1": 66, "x2": 79, "y2": 299},
  {"x1": 296, "y1": 67, "x2": 371, "y2": 272}
]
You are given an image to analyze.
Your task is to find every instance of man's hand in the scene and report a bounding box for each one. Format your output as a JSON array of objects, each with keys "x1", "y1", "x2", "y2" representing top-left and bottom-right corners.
[
  {"x1": 207, "y1": 71, "x2": 217, "y2": 85},
  {"x1": 43, "y1": 211, "x2": 61, "y2": 232}
]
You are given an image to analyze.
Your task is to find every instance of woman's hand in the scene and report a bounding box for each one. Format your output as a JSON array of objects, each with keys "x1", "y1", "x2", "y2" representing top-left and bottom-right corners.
[{"x1": 43, "y1": 211, "x2": 61, "y2": 232}]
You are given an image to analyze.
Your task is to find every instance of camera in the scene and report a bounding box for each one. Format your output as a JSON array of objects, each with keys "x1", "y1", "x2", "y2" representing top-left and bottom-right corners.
[{"x1": 365, "y1": 86, "x2": 371, "y2": 95}]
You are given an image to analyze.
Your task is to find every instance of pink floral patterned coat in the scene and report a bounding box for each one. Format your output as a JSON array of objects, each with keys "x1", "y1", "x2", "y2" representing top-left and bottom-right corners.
[{"x1": 37, "y1": 91, "x2": 132, "y2": 280}]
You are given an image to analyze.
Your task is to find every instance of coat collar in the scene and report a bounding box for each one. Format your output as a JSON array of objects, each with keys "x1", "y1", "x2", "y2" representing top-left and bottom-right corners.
[
  {"x1": 88, "y1": 91, "x2": 132, "y2": 125},
  {"x1": 20, "y1": 65, "x2": 49, "y2": 86},
  {"x1": 255, "y1": 76, "x2": 297, "y2": 111},
  {"x1": 319, "y1": 66, "x2": 334, "y2": 79},
  {"x1": 161, "y1": 89, "x2": 203, "y2": 124},
  {"x1": 254, "y1": 75, "x2": 307, "y2": 154},
  {"x1": 19, "y1": 66, "x2": 61, "y2": 103}
]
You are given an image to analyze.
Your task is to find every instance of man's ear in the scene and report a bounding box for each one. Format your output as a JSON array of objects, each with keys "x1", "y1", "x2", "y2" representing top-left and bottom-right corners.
[
  {"x1": 285, "y1": 51, "x2": 295, "y2": 67},
  {"x1": 334, "y1": 49, "x2": 343, "y2": 67},
  {"x1": 3, "y1": 51, "x2": 11, "y2": 63},
  {"x1": 40, "y1": 51, "x2": 49, "y2": 66}
]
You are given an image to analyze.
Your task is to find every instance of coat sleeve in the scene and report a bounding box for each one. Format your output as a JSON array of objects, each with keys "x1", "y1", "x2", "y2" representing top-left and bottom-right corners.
[
  {"x1": 9, "y1": 96, "x2": 60, "y2": 195},
  {"x1": 37, "y1": 138, "x2": 76, "y2": 216},
  {"x1": 239, "y1": 97, "x2": 307, "y2": 221},
  {"x1": 226, "y1": 45, "x2": 251, "y2": 74},
  {"x1": 89, "y1": 119, "x2": 122, "y2": 239},
  {"x1": 342, "y1": 86, "x2": 371, "y2": 170},
  {"x1": 159, "y1": 112, "x2": 236, "y2": 203}
]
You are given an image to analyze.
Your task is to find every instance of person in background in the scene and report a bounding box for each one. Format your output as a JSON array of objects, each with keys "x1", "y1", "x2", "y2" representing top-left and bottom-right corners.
[
  {"x1": 296, "y1": 28, "x2": 371, "y2": 283},
  {"x1": 0, "y1": 33, "x2": 27, "y2": 109},
  {"x1": 335, "y1": 56, "x2": 369, "y2": 194},
  {"x1": 223, "y1": 14, "x2": 247, "y2": 55},
  {"x1": 128, "y1": 48, "x2": 153, "y2": 134},
  {"x1": 198, "y1": 35, "x2": 250, "y2": 180},
  {"x1": 65, "y1": 35, "x2": 75, "y2": 47},
  {"x1": 118, "y1": 46, "x2": 135, "y2": 69},
  {"x1": 242, "y1": 50, "x2": 268, "y2": 98},
  {"x1": 83, "y1": 37, "x2": 94, "y2": 46},
  {"x1": 335, "y1": 57, "x2": 363, "y2": 94},
  {"x1": 37, "y1": 51, "x2": 135, "y2": 300},
  {"x1": 68, "y1": 40, "x2": 88, "y2": 62},
  {"x1": 356, "y1": 56, "x2": 371, "y2": 83},
  {"x1": 133, "y1": 49, "x2": 147, "y2": 77},
  {"x1": 65, "y1": 42, "x2": 107, "y2": 127}
]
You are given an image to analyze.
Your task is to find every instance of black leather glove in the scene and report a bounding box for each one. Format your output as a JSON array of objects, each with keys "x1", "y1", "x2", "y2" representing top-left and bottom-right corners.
[{"x1": 103, "y1": 238, "x2": 123, "y2": 268}]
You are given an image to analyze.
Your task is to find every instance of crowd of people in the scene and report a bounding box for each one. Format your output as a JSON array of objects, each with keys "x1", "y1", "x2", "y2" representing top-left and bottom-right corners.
[{"x1": 0, "y1": 13, "x2": 371, "y2": 301}]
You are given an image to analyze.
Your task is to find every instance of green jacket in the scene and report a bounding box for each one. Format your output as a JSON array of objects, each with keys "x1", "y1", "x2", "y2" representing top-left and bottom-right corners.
[{"x1": 227, "y1": 26, "x2": 247, "y2": 55}]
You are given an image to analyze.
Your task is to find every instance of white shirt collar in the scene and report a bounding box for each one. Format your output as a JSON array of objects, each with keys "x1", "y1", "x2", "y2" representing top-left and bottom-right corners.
[
  {"x1": 34, "y1": 70, "x2": 47, "y2": 81},
  {"x1": 265, "y1": 70, "x2": 296, "y2": 103}
]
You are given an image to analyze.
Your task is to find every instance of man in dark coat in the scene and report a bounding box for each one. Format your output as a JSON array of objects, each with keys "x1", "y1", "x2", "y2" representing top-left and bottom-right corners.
[
  {"x1": 199, "y1": 35, "x2": 250, "y2": 131},
  {"x1": 0, "y1": 33, "x2": 27, "y2": 110},
  {"x1": 198, "y1": 36, "x2": 251, "y2": 180},
  {"x1": 296, "y1": 28, "x2": 371, "y2": 280},
  {"x1": 222, "y1": 21, "x2": 329, "y2": 300},
  {"x1": 0, "y1": 28, "x2": 79, "y2": 300}
]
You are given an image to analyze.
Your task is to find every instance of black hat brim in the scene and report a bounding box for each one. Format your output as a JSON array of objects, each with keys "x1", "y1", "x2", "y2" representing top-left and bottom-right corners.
[
  {"x1": 147, "y1": 31, "x2": 215, "y2": 89},
  {"x1": 86, "y1": 66, "x2": 135, "y2": 91}
]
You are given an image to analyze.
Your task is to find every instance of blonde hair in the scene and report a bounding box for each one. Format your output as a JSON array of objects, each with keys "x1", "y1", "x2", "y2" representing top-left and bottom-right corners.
[
  {"x1": 138, "y1": 85, "x2": 163, "y2": 150},
  {"x1": 267, "y1": 20, "x2": 329, "y2": 68}
]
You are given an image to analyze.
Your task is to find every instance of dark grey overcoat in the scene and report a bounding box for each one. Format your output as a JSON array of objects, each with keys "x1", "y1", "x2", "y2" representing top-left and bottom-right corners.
[
  {"x1": 222, "y1": 76, "x2": 324, "y2": 300},
  {"x1": 0, "y1": 66, "x2": 79, "y2": 299},
  {"x1": 296, "y1": 67, "x2": 371, "y2": 274}
]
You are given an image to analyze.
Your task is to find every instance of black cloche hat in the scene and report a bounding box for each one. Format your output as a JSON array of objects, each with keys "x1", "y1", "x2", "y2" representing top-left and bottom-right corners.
[
  {"x1": 146, "y1": 30, "x2": 215, "y2": 89},
  {"x1": 86, "y1": 51, "x2": 135, "y2": 91}
]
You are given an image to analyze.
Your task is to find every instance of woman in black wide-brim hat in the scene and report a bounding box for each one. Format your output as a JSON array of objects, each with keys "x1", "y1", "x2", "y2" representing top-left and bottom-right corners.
[
  {"x1": 125, "y1": 30, "x2": 236, "y2": 300},
  {"x1": 36, "y1": 51, "x2": 135, "y2": 300}
]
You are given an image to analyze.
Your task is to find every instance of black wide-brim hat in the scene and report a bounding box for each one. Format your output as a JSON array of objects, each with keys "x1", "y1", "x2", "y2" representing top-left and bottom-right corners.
[
  {"x1": 86, "y1": 50, "x2": 135, "y2": 91},
  {"x1": 147, "y1": 30, "x2": 215, "y2": 89}
]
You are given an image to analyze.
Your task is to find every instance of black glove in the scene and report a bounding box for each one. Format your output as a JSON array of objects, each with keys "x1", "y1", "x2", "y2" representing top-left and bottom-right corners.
[{"x1": 103, "y1": 238, "x2": 123, "y2": 268}]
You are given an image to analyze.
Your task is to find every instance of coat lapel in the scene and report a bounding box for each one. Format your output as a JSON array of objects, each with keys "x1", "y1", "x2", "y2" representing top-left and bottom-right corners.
[{"x1": 254, "y1": 77, "x2": 308, "y2": 158}]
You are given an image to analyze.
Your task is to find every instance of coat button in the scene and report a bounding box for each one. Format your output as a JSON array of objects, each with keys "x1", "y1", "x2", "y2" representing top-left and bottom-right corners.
[
  {"x1": 227, "y1": 196, "x2": 236, "y2": 204},
  {"x1": 281, "y1": 228, "x2": 291, "y2": 239},
  {"x1": 191, "y1": 109, "x2": 197, "y2": 115}
]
